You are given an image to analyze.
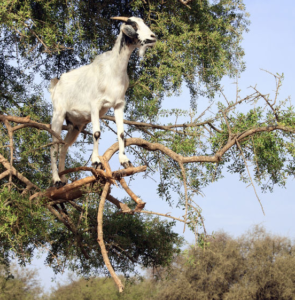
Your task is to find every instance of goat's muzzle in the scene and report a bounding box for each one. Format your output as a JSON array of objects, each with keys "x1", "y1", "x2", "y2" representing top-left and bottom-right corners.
[
  {"x1": 142, "y1": 39, "x2": 157, "y2": 47},
  {"x1": 144, "y1": 39, "x2": 156, "y2": 44}
]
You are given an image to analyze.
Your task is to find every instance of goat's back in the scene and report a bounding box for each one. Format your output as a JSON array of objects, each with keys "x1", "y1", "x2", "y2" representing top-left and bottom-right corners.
[{"x1": 50, "y1": 51, "x2": 129, "y2": 110}]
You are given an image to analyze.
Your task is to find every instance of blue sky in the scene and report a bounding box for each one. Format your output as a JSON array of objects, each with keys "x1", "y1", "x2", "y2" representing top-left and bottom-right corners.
[
  {"x1": 27, "y1": 0, "x2": 295, "y2": 292},
  {"x1": 196, "y1": 0, "x2": 295, "y2": 238}
]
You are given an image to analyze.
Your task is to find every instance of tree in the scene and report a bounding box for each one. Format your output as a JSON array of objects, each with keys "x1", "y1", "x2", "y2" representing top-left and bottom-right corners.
[
  {"x1": 0, "y1": 262, "x2": 42, "y2": 300},
  {"x1": 1, "y1": 0, "x2": 295, "y2": 292},
  {"x1": 47, "y1": 226, "x2": 295, "y2": 299},
  {"x1": 156, "y1": 226, "x2": 295, "y2": 300},
  {"x1": 48, "y1": 276, "x2": 159, "y2": 300}
]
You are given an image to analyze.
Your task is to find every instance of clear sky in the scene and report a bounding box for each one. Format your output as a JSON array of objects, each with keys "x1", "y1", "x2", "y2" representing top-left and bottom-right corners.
[
  {"x1": 27, "y1": 0, "x2": 295, "y2": 292},
  {"x1": 193, "y1": 0, "x2": 295, "y2": 239},
  {"x1": 159, "y1": 0, "x2": 295, "y2": 240}
]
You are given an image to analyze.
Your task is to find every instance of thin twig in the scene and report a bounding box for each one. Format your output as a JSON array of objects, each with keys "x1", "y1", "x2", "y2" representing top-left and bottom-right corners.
[
  {"x1": 139, "y1": 210, "x2": 188, "y2": 223},
  {"x1": 236, "y1": 139, "x2": 265, "y2": 215},
  {"x1": 179, "y1": 162, "x2": 188, "y2": 233}
]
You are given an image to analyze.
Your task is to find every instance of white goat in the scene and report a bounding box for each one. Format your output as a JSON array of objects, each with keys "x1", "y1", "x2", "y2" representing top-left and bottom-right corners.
[{"x1": 50, "y1": 16, "x2": 157, "y2": 187}]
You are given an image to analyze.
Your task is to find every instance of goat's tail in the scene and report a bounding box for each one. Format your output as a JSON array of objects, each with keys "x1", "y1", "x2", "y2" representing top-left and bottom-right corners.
[{"x1": 48, "y1": 77, "x2": 59, "y2": 95}]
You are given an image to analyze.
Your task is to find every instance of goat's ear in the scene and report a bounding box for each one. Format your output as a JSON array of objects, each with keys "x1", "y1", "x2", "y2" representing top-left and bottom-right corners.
[{"x1": 122, "y1": 25, "x2": 138, "y2": 38}]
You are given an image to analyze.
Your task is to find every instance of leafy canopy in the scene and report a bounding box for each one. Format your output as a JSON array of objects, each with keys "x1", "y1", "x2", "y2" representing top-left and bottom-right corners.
[{"x1": 1, "y1": 0, "x2": 295, "y2": 287}]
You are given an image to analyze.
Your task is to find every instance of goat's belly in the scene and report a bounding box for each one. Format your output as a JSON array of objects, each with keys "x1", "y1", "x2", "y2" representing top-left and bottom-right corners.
[{"x1": 66, "y1": 110, "x2": 91, "y2": 125}]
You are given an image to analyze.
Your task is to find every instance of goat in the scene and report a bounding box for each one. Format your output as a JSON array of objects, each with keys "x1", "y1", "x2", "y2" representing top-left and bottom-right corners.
[{"x1": 50, "y1": 16, "x2": 157, "y2": 187}]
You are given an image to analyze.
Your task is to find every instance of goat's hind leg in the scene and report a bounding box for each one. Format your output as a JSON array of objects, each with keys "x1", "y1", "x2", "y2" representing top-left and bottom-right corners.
[
  {"x1": 58, "y1": 123, "x2": 82, "y2": 184},
  {"x1": 50, "y1": 110, "x2": 66, "y2": 188}
]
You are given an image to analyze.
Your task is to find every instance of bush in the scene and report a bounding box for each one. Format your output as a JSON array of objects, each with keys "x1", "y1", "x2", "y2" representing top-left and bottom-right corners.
[
  {"x1": 157, "y1": 226, "x2": 295, "y2": 300},
  {"x1": 49, "y1": 277, "x2": 159, "y2": 300},
  {"x1": 46, "y1": 225, "x2": 295, "y2": 299}
]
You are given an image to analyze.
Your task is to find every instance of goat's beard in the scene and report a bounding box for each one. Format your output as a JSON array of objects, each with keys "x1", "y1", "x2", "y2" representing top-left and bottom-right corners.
[
  {"x1": 139, "y1": 43, "x2": 156, "y2": 57},
  {"x1": 138, "y1": 44, "x2": 149, "y2": 57}
]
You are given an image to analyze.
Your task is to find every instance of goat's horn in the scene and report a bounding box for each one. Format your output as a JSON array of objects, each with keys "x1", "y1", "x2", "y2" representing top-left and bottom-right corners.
[{"x1": 111, "y1": 16, "x2": 129, "y2": 22}]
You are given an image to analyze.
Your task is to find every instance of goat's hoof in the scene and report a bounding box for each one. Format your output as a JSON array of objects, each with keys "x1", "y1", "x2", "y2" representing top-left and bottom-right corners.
[
  {"x1": 54, "y1": 181, "x2": 66, "y2": 189},
  {"x1": 122, "y1": 161, "x2": 133, "y2": 169},
  {"x1": 92, "y1": 162, "x2": 104, "y2": 170}
]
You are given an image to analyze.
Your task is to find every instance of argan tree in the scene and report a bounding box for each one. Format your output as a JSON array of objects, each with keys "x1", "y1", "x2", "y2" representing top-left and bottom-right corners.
[
  {"x1": 0, "y1": 262, "x2": 42, "y2": 300},
  {"x1": 156, "y1": 226, "x2": 295, "y2": 300},
  {"x1": 1, "y1": 0, "x2": 295, "y2": 292}
]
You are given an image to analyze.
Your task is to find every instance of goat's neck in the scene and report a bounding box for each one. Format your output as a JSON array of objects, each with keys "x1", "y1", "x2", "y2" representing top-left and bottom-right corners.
[{"x1": 111, "y1": 33, "x2": 136, "y2": 73}]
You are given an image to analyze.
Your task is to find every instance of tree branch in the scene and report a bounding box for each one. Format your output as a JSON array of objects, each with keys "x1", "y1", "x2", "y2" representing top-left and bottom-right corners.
[
  {"x1": 119, "y1": 178, "x2": 146, "y2": 212},
  {"x1": 0, "y1": 114, "x2": 65, "y2": 144},
  {"x1": 103, "y1": 125, "x2": 295, "y2": 166},
  {"x1": 102, "y1": 115, "x2": 222, "y2": 134},
  {"x1": 97, "y1": 181, "x2": 124, "y2": 292},
  {"x1": 0, "y1": 153, "x2": 39, "y2": 191},
  {"x1": 139, "y1": 210, "x2": 188, "y2": 223}
]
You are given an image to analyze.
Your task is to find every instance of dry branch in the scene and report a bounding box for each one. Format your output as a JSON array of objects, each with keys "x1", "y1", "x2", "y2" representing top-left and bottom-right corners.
[
  {"x1": 106, "y1": 194, "x2": 132, "y2": 213},
  {"x1": 119, "y1": 178, "x2": 146, "y2": 212},
  {"x1": 59, "y1": 166, "x2": 105, "y2": 178},
  {"x1": 59, "y1": 165, "x2": 147, "y2": 180},
  {"x1": 97, "y1": 182, "x2": 124, "y2": 292},
  {"x1": 179, "y1": 0, "x2": 192, "y2": 8},
  {"x1": 0, "y1": 114, "x2": 65, "y2": 144},
  {"x1": 30, "y1": 165, "x2": 147, "y2": 202},
  {"x1": 30, "y1": 175, "x2": 98, "y2": 201},
  {"x1": 103, "y1": 124, "x2": 295, "y2": 165},
  {"x1": 0, "y1": 170, "x2": 10, "y2": 181},
  {"x1": 0, "y1": 153, "x2": 39, "y2": 191}
]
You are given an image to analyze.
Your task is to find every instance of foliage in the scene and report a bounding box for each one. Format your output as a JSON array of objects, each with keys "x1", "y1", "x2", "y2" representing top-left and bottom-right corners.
[
  {"x1": 0, "y1": 0, "x2": 249, "y2": 106},
  {"x1": 46, "y1": 225, "x2": 295, "y2": 299},
  {"x1": 1, "y1": 0, "x2": 295, "y2": 292},
  {"x1": 45, "y1": 200, "x2": 183, "y2": 277},
  {"x1": 157, "y1": 226, "x2": 295, "y2": 300},
  {"x1": 48, "y1": 276, "x2": 159, "y2": 300},
  {"x1": 0, "y1": 263, "x2": 42, "y2": 300},
  {"x1": 0, "y1": 188, "x2": 49, "y2": 265},
  {"x1": 0, "y1": 187, "x2": 182, "y2": 277}
]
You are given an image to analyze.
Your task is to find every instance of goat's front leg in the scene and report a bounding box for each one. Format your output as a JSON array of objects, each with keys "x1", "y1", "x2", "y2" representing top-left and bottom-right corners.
[
  {"x1": 91, "y1": 107, "x2": 103, "y2": 169},
  {"x1": 114, "y1": 103, "x2": 132, "y2": 168}
]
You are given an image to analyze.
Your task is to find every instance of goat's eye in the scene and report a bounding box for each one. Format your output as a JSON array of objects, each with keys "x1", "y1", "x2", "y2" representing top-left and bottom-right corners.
[{"x1": 126, "y1": 19, "x2": 138, "y2": 31}]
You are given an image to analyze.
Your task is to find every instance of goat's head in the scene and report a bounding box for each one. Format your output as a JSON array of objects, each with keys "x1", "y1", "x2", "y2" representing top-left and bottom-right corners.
[{"x1": 112, "y1": 16, "x2": 157, "y2": 57}]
